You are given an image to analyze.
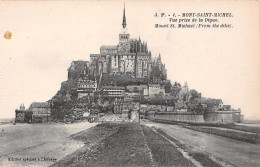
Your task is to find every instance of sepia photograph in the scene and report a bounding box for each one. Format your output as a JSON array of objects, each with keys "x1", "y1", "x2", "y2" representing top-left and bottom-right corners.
[{"x1": 0, "y1": 0, "x2": 259, "y2": 166}]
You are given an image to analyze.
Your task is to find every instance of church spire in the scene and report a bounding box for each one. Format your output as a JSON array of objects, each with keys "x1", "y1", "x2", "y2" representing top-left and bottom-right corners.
[{"x1": 122, "y1": 3, "x2": 127, "y2": 28}]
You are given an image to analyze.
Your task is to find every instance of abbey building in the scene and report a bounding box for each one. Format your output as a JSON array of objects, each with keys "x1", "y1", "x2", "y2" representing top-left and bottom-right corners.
[{"x1": 88, "y1": 6, "x2": 166, "y2": 79}]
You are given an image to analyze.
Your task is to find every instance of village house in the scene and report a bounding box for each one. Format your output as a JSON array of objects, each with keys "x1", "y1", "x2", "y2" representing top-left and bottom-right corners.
[
  {"x1": 140, "y1": 104, "x2": 148, "y2": 114},
  {"x1": 114, "y1": 99, "x2": 123, "y2": 114},
  {"x1": 90, "y1": 54, "x2": 99, "y2": 63},
  {"x1": 126, "y1": 85, "x2": 148, "y2": 92},
  {"x1": 178, "y1": 89, "x2": 192, "y2": 103},
  {"x1": 166, "y1": 106, "x2": 174, "y2": 112},
  {"x1": 222, "y1": 105, "x2": 231, "y2": 111},
  {"x1": 102, "y1": 86, "x2": 125, "y2": 98},
  {"x1": 143, "y1": 87, "x2": 149, "y2": 96},
  {"x1": 148, "y1": 84, "x2": 165, "y2": 98},
  {"x1": 29, "y1": 102, "x2": 51, "y2": 123},
  {"x1": 77, "y1": 77, "x2": 97, "y2": 99},
  {"x1": 148, "y1": 105, "x2": 167, "y2": 112},
  {"x1": 175, "y1": 100, "x2": 188, "y2": 110},
  {"x1": 172, "y1": 82, "x2": 182, "y2": 90},
  {"x1": 113, "y1": 98, "x2": 135, "y2": 115},
  {"x1": 201, "y1": 98, "x2": 224, "y2": 112},
  {"x1": 132, "y1": 102, "x2": 140, "y2": 111},
  {"x1": 125, "y1": 92, "x2": 140, "y2": 99}
]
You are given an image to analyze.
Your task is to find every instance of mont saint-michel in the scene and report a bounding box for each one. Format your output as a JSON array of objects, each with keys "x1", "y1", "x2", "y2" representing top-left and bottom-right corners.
[
  {"x1": 14, "y1": 6, "x2": 242, "y2": 124},
  {"x1": 1, "y1": 3, "x2": 259, "y2": 167}
]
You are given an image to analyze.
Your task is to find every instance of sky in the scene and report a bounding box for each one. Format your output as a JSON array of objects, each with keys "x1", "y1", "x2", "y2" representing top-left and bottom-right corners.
[{"x1": 0, "y1": 1, "x2": 259, "y2": 119}]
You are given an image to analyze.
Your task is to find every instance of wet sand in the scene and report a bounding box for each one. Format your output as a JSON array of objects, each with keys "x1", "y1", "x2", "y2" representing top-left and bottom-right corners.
[{"x1": 0, "y1": 121, "x2": 98, "y2": 167}]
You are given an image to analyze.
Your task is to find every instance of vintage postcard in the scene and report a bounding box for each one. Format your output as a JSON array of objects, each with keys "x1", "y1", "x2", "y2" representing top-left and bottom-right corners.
[{"x1": 0, "y1": 0, "x2": 259, "y2": 167}]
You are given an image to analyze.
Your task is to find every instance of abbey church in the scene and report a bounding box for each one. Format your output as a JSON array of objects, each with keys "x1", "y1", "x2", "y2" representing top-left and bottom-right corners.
[
  {"x1": 64, "y1": 5, "x2": 169, "y2": 100},
  {"x1": 87, "y1": 6, "x2": 167, "y2": 79}
]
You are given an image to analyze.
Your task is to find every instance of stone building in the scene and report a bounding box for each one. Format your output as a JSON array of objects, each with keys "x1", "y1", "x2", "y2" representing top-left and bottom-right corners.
[
  {"x1": 172, "y1": 82, "x2": 182, "y2": 90},
  {"x1": 88, "y1": 5, "x2": 167, "y2": 79},
  {"x1": 148, "y1": 84, "x2": 165, "y2": 97},
  {"x1": 114, "y1": 99, "x2": 123, "y2": 114},
  {"x1": 126, "y1": 84, "x2": 148, "y2": 97},
  {"x1": 178, "y1": 89, "x2": 191, "y2": 103},
  {"x1": 29, "y1": 102, "x2": 51, "y2": 123},
  {"x1": 15, "y1": 104, "x2": 33, "y2": 123},
  {"x1": 125, "y1": 92, "x2": 140, "y2": 99},
  {"x1": 102, "y1": 86, "x2": 125, "y2": 98},
  {"x1": 183, "y1": 82, "x2": 189, "y2": 91},
  {"x1": 200, "y1": 98, "x2": 224, "y2": 112},
  {"x1": 65, "y1": 5, "x2": 168, "y2": 89},
  {"x1": 113, "y1": 98, "x2": 135, "y2": 114},
  {"x1": 77, "y1": 77, "x2": 97, "y2": 98}
]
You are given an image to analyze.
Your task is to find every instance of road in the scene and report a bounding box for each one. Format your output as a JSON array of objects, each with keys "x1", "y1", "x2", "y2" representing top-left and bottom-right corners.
[
  {"x1": 0, "y1": 121, "x2": 98, "y2": 167},
  {"x1": 142, "y1": 120, "x2": 260, "y2": 167}
]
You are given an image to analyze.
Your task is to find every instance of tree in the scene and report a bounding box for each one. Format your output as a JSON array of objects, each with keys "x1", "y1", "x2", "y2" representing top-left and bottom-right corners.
[
  {"x1": 190, "y1": 89, "x2": 199, "y2": 101},
  {"x1": 128, "y1": 109, "x2": 132, "y2": 119},
  {"x1": 150, "y1": 66, "x2": 162, "y2": 78},
  {"x1": 165, "y1": 82, "x2": 172, "y2": 93}
]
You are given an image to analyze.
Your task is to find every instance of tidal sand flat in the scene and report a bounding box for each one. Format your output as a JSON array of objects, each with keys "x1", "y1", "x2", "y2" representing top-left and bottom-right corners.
[{"x1": 0, "y1": 121, "x2": 98, "y2": 167}]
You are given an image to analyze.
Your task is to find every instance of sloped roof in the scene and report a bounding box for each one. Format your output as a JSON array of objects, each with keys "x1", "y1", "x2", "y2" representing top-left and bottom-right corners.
[
  {"x1": 173, "y1": 82, "x2": 181, "y2": 86},
  {"x1": 203, "y1": 98, "x2": 223, "y2": 106},
  {"x1": 102, "y1": 86, "x2": 125, "y2": 90},
  {"x1": 30, "y1": 102, "x2": 50, "y2": 108},
  {"x1": 100, "y1": 45, "x2": 117, "y2": 50},
  {"x1": 90, "y1": 54, "x2": 100, "y2": 57}
]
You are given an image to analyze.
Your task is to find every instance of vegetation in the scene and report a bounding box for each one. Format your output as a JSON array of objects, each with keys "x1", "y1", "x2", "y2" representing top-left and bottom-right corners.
[
  {"x1": 164, "y1": 82, "x2": 172, "y2": 93},
  {"x1": 101, "y1": 74, "x2": 150, "y2": 86},
  {"x1": 150, "y1": 66, "x2": 162, "y2": 78},
  {"x1": 138, "y1": 96, "x2": 175, "y2": 106},
  {"x1": 50, "y1": 93, "x2": 115, "y2": 121}
]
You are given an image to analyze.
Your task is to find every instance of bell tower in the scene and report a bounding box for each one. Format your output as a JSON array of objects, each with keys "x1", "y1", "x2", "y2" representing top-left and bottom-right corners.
[{"x1": 118, "y1": 4, "x2": 130, "y2": 53}]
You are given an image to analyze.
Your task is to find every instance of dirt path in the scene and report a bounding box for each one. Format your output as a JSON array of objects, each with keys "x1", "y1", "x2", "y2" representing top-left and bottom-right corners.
[{"x1": 52, "y1": 122, "x2": 206, "y2": 167}]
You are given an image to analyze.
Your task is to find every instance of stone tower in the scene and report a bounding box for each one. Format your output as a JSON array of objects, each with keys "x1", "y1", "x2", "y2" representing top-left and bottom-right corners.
[
  {"x1": 183, "y1": 82, "x2": 189, "y2": 91},
  {"x1": 118, "y1": 4, "x2": 130, "y2": 53}
]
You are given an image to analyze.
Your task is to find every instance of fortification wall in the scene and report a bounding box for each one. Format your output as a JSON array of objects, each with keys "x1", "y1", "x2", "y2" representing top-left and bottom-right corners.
[
  {"x1": 145, "y1": 112, "x2": 204, "y2": 123},
  {"x1": 204, "y1": 112, "x2": 234, "y2": 123},
  {"x1": 145, "y1": 111, "x2": 234, "y2": 124}
]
